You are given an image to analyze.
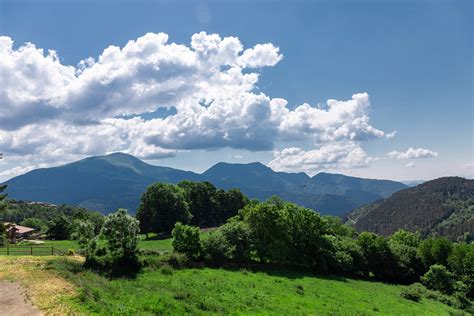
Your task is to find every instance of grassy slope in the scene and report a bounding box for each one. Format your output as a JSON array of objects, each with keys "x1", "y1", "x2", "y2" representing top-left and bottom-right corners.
[
  {"x1": 51, "y1": 261, "x2": 464, "y2": 316},
  {"x1": 0, "y1": 237, "x2": 467, "y2": 315}
]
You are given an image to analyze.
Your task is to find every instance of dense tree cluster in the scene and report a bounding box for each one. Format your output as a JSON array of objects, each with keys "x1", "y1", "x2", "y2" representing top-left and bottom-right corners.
[
  {"x1": 137, "y1": 181, "x2": 249, "y2": 235},
  {"x1": 172, "y1": 197, "x2": 474, "y2": 311},
  {"x1": 352, "y1": 177, "x2": 474, "y2": 240},
  {"x1": 0, "y1": 200, "x2": 104, "y2": 240}
]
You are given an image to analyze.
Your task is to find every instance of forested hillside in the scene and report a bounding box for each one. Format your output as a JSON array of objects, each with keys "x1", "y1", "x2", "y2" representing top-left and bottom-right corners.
[{"x1": 347, "y1": 177, "x2": 474, "y2": 240}]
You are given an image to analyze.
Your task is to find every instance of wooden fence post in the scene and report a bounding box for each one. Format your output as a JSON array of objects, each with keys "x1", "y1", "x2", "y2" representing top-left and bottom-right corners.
[
  {"x1": 51, "y1": 246, "x2": 54, "y2": 255},
  {"x1": 7, "y1": 245, "x2": 9, "y2": 255}
]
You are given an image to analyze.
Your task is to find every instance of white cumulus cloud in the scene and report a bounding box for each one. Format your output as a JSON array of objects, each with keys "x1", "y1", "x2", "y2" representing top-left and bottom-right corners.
[
  {"x1": 268, "y1": 142, "x2": 374, "y2": 175},
  {"x1": 388, "y1": 147, "x2": 438, "y2": 160},
  {"x1": 0, "y1": 32, "x2": 389, "y2": 177}
]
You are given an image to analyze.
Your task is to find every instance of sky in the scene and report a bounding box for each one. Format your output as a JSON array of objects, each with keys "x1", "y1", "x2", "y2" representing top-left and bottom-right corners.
[{"x1": 0, "y1": 0, "x2": 472, "y2": 182}]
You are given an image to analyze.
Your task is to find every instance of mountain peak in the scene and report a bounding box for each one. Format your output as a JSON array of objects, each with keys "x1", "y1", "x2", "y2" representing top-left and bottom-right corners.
[{"x1": 205, "y1": 161, "x2": 270, "y2": 173}]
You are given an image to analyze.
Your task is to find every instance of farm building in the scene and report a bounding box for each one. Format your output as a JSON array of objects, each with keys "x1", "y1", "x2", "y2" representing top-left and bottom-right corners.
[{"x1": 3, "y1": 223, "x2": 37, "y2": 243}]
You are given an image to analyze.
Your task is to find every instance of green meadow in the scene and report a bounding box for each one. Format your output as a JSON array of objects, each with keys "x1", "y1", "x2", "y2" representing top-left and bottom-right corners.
[{"x1": 47, "y1": 258, "x2": 464, "y2": 316}]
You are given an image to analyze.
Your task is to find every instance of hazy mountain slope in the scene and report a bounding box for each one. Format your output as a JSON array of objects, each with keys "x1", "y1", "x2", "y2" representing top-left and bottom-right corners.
[
  {"x1": 347, "y1": 177, "x2": 474, "y2": 239},
  {"x1": 3, "y1": 153, "x2": 407, "y2": 215},
  {"x1": 5, "y1": 153, "x2": 201, "y2": 212}
]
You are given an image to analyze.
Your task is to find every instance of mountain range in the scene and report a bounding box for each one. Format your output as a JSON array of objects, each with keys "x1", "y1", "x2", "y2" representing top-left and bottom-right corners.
[
  {"x1": 347, "y1": 177, "x2": 474, "y2": 240},
  {"x1": 3, "y1": 152, "x2": 408, "y2": 216}
]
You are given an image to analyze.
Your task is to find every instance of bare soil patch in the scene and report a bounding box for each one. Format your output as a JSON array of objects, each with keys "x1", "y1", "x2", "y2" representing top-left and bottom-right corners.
[{"x1": 0, "y1": 280, "x2": 42, "y2": 315}]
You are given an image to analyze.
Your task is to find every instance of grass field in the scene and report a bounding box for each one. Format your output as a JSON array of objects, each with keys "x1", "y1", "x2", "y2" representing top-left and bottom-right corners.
[
  {"x1": 0, "y1": 237, "x2": 468, "y2": 315},
  {"x1": 4, "y1": 235, "x2": 174, "y2": 254}
]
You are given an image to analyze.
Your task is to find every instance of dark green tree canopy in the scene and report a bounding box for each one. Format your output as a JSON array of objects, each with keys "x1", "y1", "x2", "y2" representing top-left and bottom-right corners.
[{"x1": 137, "y1": 183, "x2": 191, "y2": 235}]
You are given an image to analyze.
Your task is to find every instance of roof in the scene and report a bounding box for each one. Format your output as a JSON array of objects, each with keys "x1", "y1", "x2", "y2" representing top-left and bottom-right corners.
[{"x1": 4, "y1": 222, "x2": 37, "y2": 234}]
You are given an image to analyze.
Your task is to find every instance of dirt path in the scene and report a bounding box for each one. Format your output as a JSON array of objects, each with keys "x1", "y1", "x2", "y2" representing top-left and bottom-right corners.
[{"x1": 0, "y1": 280, "x2": 42, "y2": 316}]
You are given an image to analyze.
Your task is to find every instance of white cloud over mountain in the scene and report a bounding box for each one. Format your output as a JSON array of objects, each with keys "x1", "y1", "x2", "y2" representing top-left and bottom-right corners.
[
  {"x1": 388, "y1": 147, "x2": 438, "y2": 160},
  {"x1": 0, "y1": 32, "x2": 391, "y2": 175}
]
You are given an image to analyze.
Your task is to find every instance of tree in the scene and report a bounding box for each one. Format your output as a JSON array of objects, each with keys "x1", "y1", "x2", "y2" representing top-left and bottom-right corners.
[
  {"x1": 421, "y1": 264, "x2": 454, "y2": 294},
  {"x1": 202, "y1": 229, "x2": 230, "y2": 264},
  {"x1": 215, "y1": 188, "x2": 249, "y2": 224},
  {"x1": 137, "y1": 183, "x2": 191, "y2": 236},
  {"x1": 0, "y1": 154, "x2": 7, "y2": 245},
  {"x1": 20, "y1": 218, "x2": 47, "y2": 232},
  {"x1": 48, "y1": 215, "x2": 72, "y2": 240},
  {"x1": 418, "y1": 237, "x2": 452, "y2": 268},
  {"x1": 448, "y1": 243, "x2": 474, "y2": 299},
  {"x1": 388, "y1": 229, "x2": 423, "y2": 282},
  {"x1": 178, "y1": 181, "x2": 219, "y2": 227},
  {"x1": 220, "y1": 219, "x2": 252, "y2": 263},
  {"x1": 71, "y1": 220, "x2": 98, "y2": 262},
  {"x1": 357, "y1": 232, "x2": 396, "y2": 280},
  {"x1": 283, "y1": 203, "x2": 328, "y2": 268},
  {"x1": 101, "y1": 209, "x2": 140, "y2": 260},
  {"x1": 241, "y1": 202, "x2": 291, "y2": 263},
  {"x1": 171, "y1": 222, "x2": 202, "y2": 260}
]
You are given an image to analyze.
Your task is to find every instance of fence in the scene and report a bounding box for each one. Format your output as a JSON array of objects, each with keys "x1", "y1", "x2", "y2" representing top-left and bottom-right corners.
[{"x1": 0, "y1": 245, "x2": 65, "y2": 256}]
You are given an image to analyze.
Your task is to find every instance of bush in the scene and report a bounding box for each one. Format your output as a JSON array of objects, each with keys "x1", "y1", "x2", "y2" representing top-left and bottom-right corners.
[
  {"x1": 421, "y1": 264, "x2": 454, "y2": 294},
  {"x1": 202, "y1": 230, "x2": 231, "y2": 265},
  {"x1": 400, "y1": 283, "x2": 426, "y2": 302},
  {"x1": 172, "y1": 222, "x2": 202, "y2": 260},
  {"x1": 220, "y1": 220, "x2": 252, "y2": 263},
  {"x1": 167, "y1": 252, "x2": 189, "y2": 269}
]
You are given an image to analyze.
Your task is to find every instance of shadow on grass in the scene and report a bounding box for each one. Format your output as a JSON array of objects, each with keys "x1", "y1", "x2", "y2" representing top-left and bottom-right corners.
[{"x1": 46, "y1": 257, "x2": 141, "y2": 280}]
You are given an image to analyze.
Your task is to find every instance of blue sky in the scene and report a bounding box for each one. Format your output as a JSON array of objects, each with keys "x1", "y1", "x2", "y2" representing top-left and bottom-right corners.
[{"x1": 0, "y1": 0, "x2": 472, "y2": 181}]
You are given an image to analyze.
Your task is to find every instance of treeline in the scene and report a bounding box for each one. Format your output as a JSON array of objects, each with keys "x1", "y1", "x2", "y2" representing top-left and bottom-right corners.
[
  {"x1": 172, "y1": 197, "x2": 474, "y2": 311},
  {"x1": 0, "y1": 200, "x2": 104, "y2": 239},
  {"x1": 136, "y1": 181, "x2": 249, "y2": 236}
]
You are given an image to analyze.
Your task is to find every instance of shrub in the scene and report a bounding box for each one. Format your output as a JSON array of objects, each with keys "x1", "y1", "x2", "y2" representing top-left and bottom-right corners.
[
  {"x1": 421, "y1": 264, "x2": 454, "y2": 294},
  {"x1": 424, "y1": 289, "x2": 457, "y2": 307},
  {"x1": 172, "y1": 222, "x2": 202, "y2": 260},
  {"x1": 400, "y1": 283, "x2": 426, "y2": 302},
  {"x1": 202, "y1": 230, "x2": 231, "y2": 265},
  {"x1": 167, "y1": 252, "x2": 189, "y2": 269},
  {"x1": 220, "y1": 220, "x2": 252, "y2": 263},
  {"x1": 71, "y1": 220, "x2": 97, "y2": 260}
]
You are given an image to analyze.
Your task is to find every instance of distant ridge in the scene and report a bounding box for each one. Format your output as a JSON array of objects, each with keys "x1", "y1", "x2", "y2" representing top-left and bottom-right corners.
[
  {"x1": 347, "y1": 177, "x2": 474, "y2": 239},
  {"x1": 3, "y1": 152, "x2": 407, "y2": 215}
]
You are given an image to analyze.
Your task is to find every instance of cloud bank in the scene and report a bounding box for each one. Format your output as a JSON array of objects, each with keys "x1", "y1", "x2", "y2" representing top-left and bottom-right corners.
[{"x1": 1, "y1": 32, "x2": 392, "y2": 176}]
